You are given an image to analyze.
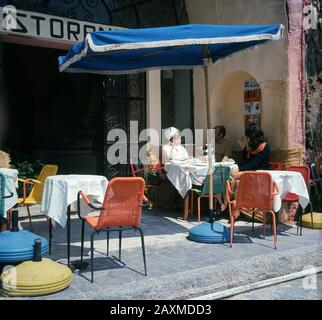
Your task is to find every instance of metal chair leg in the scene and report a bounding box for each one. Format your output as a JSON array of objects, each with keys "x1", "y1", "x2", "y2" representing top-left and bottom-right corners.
[
  {"x1": 138, "y1": 227, "x2": 147, "y2": 276},
  {"x1": 230, "y1": 218, "x2": 235, "y2": 248},
  {"x1": 271, "y1": 211, "x2": 277, "y2": 250},
  {"x1": 297, "y1": 206, "x2": 304, "y2": 236},
  {"x1": 119, "y1": 230, "x2": 122, "y2": 261},
  {"x1": 7, "y1": 209, "x2": 12, "y2": 230},
  {"x1": 310, "y1": 202, "x2": 314, "y2": 229},
  {"x1": 90, "y1": 231, "x2": 95, "y2": 283},
  {"x1": 48, "y1": 218, "x2": 52, "y2": 255},
  {"x1": 67, "y1": 206, "x2": 71, "y2": 267},
  {"x1": 252, "y1": 210, "x2": 255, "y2": 232},
  {"x1": 26, "y1": 205, "x2": 33, "y2": 232},
  {"x1": 263, "y1": 212, "x2": 266, "y2": 239},
  {"x1": 106, "y1": 230, "x2": 110, "y2": 256},
  {"x1": 190, "y1": 191, "x2": 194, "y2": 217},
  {"x1": 81, "y1": 220, "x2": 85, "y2": 263},
  {"x1": 197, "y1": 197, "x2": 201, "y2": 224},
  {"x1": 296, "y1": 205, "x2": 301, "y2": 235},
  {"x1": 275, "y1": 211, "x2": 279, "y2": 239}
]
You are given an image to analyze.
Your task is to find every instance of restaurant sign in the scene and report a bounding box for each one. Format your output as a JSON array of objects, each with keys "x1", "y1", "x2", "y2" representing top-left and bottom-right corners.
[{"x1": 0, "y1": 5, "x2": 122, "y2": 44}]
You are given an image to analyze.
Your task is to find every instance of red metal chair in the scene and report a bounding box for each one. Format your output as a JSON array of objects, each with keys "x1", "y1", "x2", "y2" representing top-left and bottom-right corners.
[
  {"x1": 77, "y1": 177, "x2": 148, "y2": 283},
  {"x1": 226, "y1": 172, "x2": 280, "y2": 249},
  {"x1": 130, "y1": 159, "x2": 145, "y2": 177},
  {"x1": 130, "y1": 158, "x2": 163, "y2": 178},
  {"x1": 283, "y1": 165, "x2": 314, "y2": 235},
  {"x1": 269, "y1": 162, "x2": 284, "y2": 170},
  {"x1": 129, "y1": 159, "x2": 165, "y2": 207}
]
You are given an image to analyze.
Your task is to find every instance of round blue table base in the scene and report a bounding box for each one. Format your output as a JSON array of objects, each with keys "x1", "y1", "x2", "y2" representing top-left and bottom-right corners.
[
  {"x1": 188, "y1": 222, "x2": 230, "y2": 244},
  {"x1": 0, "y1": 230, "x2": 48, "y2": 264}
]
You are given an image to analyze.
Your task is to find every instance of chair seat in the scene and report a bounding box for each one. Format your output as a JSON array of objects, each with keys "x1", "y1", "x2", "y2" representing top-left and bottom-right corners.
[
  {"x1": 17, "y1": 198, "x2": 38, "y2": 205},
  {"x1": 283, "y1": 192, "x2": 299, "y2": 202}
]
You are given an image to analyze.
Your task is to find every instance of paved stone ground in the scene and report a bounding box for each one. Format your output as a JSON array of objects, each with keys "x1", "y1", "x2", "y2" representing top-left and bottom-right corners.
[{"x1": 1, "y1": 205, "x2": 322, "y2": 300}]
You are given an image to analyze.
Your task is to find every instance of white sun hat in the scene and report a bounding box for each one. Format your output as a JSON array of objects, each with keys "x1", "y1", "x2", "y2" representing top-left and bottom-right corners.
[{"x1": 164, "y1": 127, "x2": 179, "y2": 141}]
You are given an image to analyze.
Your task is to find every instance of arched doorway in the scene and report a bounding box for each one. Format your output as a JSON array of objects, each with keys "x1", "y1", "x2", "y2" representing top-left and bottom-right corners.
[{"x1": 213, "y1": 70, "x2": 261, "y2": 152}]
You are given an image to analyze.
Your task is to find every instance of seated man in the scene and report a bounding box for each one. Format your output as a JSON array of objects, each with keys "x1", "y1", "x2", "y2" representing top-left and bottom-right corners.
[
  {"x1": 213, "y1": 126, "x2": 232, "y2": 162},
  {"x1": 162, "y1": 127, "x2": 189, "y2": 164}
]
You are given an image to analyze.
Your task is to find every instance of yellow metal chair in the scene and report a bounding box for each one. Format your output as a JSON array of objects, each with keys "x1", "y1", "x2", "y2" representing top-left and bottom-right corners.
[{"x1": 18, "y1": 164, "x2": 58, "y2": 231}]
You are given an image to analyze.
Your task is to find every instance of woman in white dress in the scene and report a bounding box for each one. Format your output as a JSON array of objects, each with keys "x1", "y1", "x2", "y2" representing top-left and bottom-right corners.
[{"x1": 162, "y1": 127, "x2": 189, "y2": 164}]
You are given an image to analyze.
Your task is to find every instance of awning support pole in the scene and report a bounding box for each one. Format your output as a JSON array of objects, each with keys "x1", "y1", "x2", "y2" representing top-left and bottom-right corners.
[{"x1": 203, "y1": 45, "x2": 214, "y2": 221}]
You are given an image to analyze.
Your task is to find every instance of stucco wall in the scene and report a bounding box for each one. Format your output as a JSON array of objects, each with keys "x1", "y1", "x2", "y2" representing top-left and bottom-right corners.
[{"x1": 186, "y1": 0, "x2": 289, "y2": 151}]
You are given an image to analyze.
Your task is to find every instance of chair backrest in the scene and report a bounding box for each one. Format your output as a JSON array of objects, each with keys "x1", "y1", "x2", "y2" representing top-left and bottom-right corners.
[
  {"x1": 286, "y1": 165, "x2": 310, "y2": 188},
  {"x1": 235, "y1": 171, "x2": 274, "y2": 211},
  {"x1": 269, "y1": 162, "x2": 284, "y2": 170},
  {"x1": 28, "y1": 164, "x2": 58, "y2": 203},
  {"x1": 201, "y1": 165, "x2": 231, "y2": 196},
  {"x1": 96, "y1": 177, "x2": 145, "y2": 229},
  {"x1": 130, "y1": 159, "x2": 137, "y2": 177},
  {"x1": 129, "y1": 159, "x2": 145, "y2": 177}
]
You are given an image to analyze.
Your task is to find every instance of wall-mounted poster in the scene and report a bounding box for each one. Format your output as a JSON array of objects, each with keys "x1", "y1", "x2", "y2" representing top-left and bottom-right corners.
[
  {"x1": 243, "y1": 80, "x2": 261, "y2": 128},
  {"x1": 244, "y1": 102, "x2": 261, "y2": 115}
]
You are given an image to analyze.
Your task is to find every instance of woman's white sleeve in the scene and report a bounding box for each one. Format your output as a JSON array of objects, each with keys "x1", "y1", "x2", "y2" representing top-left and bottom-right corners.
[{"x1": 162, "y1": 145, "x2": 172, "y2": 163}]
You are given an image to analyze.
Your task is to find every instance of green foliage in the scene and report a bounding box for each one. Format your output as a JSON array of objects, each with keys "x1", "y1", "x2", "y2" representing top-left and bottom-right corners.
[
  {"x1": 11, "y1": 160, "x2": 43, "y2": 197},
  {"x1": 12, "y1": 160, "x2": 43, "y2": 180}
]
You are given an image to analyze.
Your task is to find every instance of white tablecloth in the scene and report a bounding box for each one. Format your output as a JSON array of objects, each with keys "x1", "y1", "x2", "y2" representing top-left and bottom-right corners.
[
  {"x1": 0, "y1": 168, "x2": 19, "y2": 216},
  {"x1": 260, "y1": 170, "x2": 310, "y2": 212},
  {"x1": 41, "y1": 175, "x2": 108, "y2": 228},
  {"x1": 165, "y1": 160, "x2": 238, "y2": 198}
]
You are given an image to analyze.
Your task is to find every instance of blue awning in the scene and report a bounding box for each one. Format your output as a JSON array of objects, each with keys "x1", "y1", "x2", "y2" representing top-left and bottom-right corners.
[{"x1": 58, "y1": 24, "x2": 284, "y2": 75}]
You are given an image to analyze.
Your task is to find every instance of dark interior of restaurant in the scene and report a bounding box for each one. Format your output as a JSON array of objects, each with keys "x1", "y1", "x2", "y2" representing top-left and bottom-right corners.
[{"x1": 1, "y1": 42, "x2": 105, "y2": 175}]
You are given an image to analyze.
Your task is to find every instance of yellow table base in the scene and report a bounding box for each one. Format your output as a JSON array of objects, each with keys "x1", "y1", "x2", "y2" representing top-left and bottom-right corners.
[
  {"x1": 1, "y1": 258, "x2": 72, "y2": 297},
  {"x1": 301, "y1": 212, "x2": 322, "y2": 229}
]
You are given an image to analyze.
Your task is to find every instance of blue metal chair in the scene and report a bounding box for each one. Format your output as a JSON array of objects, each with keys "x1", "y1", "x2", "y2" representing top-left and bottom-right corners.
[{"x1": 190, "y1": 166, "x2": 231, "y2": 223}]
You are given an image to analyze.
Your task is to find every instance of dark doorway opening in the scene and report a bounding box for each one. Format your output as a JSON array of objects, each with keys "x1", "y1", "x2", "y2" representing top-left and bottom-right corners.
[{"x1": 2, "y1": 42, "x2": 104, "y2": 175}]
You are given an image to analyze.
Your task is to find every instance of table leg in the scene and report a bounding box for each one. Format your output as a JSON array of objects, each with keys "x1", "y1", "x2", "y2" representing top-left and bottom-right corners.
[
  {"x1": 67, "y1": 205, "x2": 71, "y2": 267},
  {"x1": 183, "y1": 193, "x2": 190, "y2": 221},
  {"x1": 7, "y1": 209, "x2": 12, "y2": 230}
]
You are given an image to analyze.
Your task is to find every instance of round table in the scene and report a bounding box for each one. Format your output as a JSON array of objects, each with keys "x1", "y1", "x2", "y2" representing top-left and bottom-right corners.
[{"x1": 0, "y1": 168, "x2": 19, "y2": 217}]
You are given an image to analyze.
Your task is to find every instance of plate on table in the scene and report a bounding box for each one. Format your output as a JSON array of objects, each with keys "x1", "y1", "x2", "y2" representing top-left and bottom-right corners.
[
  {"x1": 170, "y1": 159, "x2": 189, "y2": 165},
  {"x1": 188, "y1": 158, "x2": 206, "y2": 166},
  {"x1": 194, "y1": 161, "x2": 208, "y2": 167},
  {"x1": 218, "y1": 160, "x2": 235, "y2": 165}
]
